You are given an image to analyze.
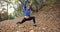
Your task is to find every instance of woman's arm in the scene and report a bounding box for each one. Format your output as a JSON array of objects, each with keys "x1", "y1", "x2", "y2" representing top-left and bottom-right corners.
[
  {"x1": 24, "y1": 0, "x2": 27, "y2": 9},
  {"x1": 29, "y1": 1, "x2": 32, "y2": 9}
]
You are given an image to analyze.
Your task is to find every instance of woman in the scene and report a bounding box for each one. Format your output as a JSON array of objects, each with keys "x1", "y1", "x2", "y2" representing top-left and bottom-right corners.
[{"x1": 16, "y1": 0, "x2": 36, "y2": 26}]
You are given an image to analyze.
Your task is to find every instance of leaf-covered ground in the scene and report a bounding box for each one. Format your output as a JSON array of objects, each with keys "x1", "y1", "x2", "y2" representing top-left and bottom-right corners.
[{"x1": 0, "y1": 0, "x2": 60, "y2": 32}]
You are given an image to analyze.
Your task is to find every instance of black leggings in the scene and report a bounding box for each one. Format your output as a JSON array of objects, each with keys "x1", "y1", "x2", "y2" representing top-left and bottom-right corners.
[{"x1": 20, "y1": 16, "x2": 36, "y2": 24}]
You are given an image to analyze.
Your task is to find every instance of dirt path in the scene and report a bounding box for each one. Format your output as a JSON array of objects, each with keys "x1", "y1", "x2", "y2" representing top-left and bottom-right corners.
[{"x1": 0, "y1": 0, "x2": 60, "y2": 32}]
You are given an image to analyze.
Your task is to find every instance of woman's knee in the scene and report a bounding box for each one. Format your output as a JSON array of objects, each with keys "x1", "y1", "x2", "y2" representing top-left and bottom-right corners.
[{"x1": 30, "y1": 16, "x2": 35, "y2": 19}]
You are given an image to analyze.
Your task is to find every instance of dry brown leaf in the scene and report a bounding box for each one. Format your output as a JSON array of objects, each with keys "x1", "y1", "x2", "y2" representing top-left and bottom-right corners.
[{"x1": 29, "y1": 29, "x2": 34, "y2": 32}]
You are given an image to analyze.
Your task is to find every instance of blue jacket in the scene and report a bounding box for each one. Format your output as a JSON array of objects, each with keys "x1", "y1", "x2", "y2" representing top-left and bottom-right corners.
[{"x1": 23, "y1": 1, "x2": 31, "y2": 16}]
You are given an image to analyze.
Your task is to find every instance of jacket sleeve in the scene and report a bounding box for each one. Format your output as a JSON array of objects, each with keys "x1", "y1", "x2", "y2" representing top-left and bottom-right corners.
[{"x1": 24, "y1": 0, "x2": 27, "y2": 10}]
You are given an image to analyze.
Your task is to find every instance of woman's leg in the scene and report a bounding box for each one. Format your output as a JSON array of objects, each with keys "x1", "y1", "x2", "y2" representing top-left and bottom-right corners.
[
  {"x1": 17, "y1": 16, "x2": 36, "y2": 24},
  {"x1": 18, "y1": 16, "x2": 36, "y2": 24},
  {"x1": 29, "y1": 16, "x2": 37, "y2": 26},
  {"x1": 16, "y1": 18, "x2": 27, "y2": 24},
  {"x1": 29, "y1": 16, "x2": 36, "y2": 24}
]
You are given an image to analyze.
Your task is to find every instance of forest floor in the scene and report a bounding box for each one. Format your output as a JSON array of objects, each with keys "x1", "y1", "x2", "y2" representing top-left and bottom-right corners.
[{"x1": 0, "y1": 0, "x2": 60, "y2": 32}]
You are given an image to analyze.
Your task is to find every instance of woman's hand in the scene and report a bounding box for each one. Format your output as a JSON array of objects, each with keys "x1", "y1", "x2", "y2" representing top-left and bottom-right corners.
[
  {"x1": 25, "y1": 0, "x2": 27, "y2": 1},
  {"x1": 30, "y1": 1, "x2": 32, "y2": 5}
]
